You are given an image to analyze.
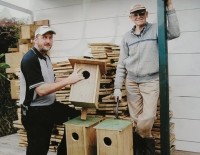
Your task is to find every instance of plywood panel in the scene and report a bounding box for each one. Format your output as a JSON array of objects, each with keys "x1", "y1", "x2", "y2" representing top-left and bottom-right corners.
[
  {"x1": 171, "y1": 118, "x2": 200, "y2": 142},
  {"x1": 169, "y1": 76, "x2": 200, "y2": 97},
  {"x1": 168, "y1": 54, "x2": 200, "y2": 75},
  {"x1": 170, "y1": 97, "x2": 200, "y2": 119},
  {"x1": 69, "y1": 63, "x2": 100, "y2": 108}
]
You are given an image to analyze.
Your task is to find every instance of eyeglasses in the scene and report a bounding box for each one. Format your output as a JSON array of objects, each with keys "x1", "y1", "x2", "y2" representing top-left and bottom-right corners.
[{"x1": 130, "y1": 12, "x2": 146, "y2": 18}]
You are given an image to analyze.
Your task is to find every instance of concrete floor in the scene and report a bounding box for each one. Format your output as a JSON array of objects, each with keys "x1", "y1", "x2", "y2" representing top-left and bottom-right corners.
[
  {"x1": 0, "y1": 134, "x2": 56, "y2": 155},
  {"x1": 0, "y1": 134, "x2": 199, "y2": 155}
]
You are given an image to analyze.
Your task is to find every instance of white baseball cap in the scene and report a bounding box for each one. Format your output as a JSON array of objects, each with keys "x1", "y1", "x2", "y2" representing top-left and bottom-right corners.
[{"x1": 35, "y1": 26, "x2": 56, "y2": 37}]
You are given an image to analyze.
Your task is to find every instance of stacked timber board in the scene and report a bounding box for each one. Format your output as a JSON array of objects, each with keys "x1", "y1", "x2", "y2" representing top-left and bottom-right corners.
[{"x1": 86, "y1": 43, "x2": 129, "y2": 118}]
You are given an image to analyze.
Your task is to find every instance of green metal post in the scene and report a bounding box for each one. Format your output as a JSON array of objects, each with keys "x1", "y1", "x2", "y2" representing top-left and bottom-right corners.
[{"x1": 157, "y1": 0, "x2": 170, "y2": 155}]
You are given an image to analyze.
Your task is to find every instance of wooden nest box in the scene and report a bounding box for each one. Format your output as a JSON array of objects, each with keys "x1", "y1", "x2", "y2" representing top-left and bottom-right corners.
[
  {"x1": 69, "y1": 58, "x2": 106, "y2": 119},
  {"x1": 64, "y1": 116, "x2": 103, "y2": 155},
  {"x1": 94, "y1": 119, "x2": 133, "y2": 155}
]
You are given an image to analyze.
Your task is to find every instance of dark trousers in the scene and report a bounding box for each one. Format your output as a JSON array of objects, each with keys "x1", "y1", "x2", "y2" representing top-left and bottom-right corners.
[{"x1": 21, "y1": 101, "x2": 80, "y2": 155}]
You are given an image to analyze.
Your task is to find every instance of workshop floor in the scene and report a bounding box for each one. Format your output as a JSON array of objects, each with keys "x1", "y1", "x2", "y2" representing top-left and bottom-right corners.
[{"x1": 0, "y1": 133, "x2": 199, "y2": 155}]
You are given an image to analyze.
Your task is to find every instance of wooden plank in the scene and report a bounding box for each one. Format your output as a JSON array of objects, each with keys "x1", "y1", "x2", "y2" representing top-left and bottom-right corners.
[
  {"x1": 5, "y1": 53, "x2": 24, "y2": 68},
  {"x1": 18, "y1": 43, "x2": 32, "y2": 53},
  {"x1": 81, "y1": 108, "x2": 87, "y2": 120},
  {"x1": 68, "y1": 58, "x2": 106, "y2": 75},
  {"x1": 98, "y1": 102, "x2": 127, "y2": 107},
  {"x1": 18, "y1": 39, "x2": 31, "y2": 44},
  {"x1": 10, "y1": 80, "x2": 20, "y2": 99},
  {"x1": 69, "y1": 63, "x2": 100, "y2": 108},
  {"x1": 34, "y1": 20, "x2": 49, "y2": 26},
  {"x1": 91, "y1": 46, "x2": 112, "y2": 50},
  {"x1": 8, "y1": 48, "x2": 18, "y2": 52},
  {"x1": 20, "y1": 24, "x2": 41, "y2": 39}
]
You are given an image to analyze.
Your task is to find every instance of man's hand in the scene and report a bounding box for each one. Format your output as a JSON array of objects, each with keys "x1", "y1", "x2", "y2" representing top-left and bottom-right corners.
[
  {"x1": 35, "y1": 68, "x2": 84, "y2": 96},
  {"x1": 67, "y1": 68, "x2": 85, "y2": 84},
  {"x1": 167, "y1": 0, "x2": 174, "y2": 10},
  {"x1": 113, "y1": 89, "x2": 122, "y2": 102}
]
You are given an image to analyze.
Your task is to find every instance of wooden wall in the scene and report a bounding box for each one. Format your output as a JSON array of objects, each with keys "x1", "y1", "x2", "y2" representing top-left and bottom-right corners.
[{"x1": 30, "y1": 0, "x2": 200, "y2": 152}]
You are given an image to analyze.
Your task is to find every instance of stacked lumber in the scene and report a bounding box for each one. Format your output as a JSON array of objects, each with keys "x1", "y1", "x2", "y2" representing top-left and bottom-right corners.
[
  {"x1": 153, "y1": 103, "x2": 176, "y2": 154},
  {"x1": 49, "y1": 125, "x2": 65, "y2": 152},
  {"x1": 85, "y1": 43, "x2": 128, "y2": 118},
  {"x1": 53, "y1": 61, "x2": 73, "y2": 105}
]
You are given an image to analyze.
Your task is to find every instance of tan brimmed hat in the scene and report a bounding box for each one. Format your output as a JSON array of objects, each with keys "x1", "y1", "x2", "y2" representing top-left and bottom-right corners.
[
  {"x1": 130, "y1": 4, "x2": 146, "y2": 14},
  {"x1": 35, "y1": 26, "x2": 56, "y2": 37}
]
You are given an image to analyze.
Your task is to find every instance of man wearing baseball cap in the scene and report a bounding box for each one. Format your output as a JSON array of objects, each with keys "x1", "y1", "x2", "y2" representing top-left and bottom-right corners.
[
  {"x1": 114, "y1": 0, "x2": 180, "y2": 155},
  {"x1": 20, "y1": 25, "x2": 84, "y2": 155}
]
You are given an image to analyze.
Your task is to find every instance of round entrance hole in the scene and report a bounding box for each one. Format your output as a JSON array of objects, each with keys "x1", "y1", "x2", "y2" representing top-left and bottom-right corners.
[
  {"x1": 72, "y1": 132, "x2": 79, "y2": 141},
  {"x1": 104, "y1": 137, "x2": 112, "y2": 146},
  {"x1": 82, "y1": 71, "x2": 90, "y2": 79}
]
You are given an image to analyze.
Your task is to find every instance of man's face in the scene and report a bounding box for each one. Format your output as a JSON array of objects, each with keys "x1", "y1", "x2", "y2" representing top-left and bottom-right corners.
[
  {"x1": 129, "y1": 10, "x2": 148, "y2": 27},
  {"x1": 35, "y1": 32, "x2": 53, "y2": 53}
]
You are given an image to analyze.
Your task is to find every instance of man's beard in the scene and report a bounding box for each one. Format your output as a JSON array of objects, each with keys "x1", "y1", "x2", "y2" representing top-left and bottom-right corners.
[
  {"x1": 40, "y1": 48, "x2": 48, "y2": 53},
  {"x1": 39, "y1": 45, "x2": 51, "y2": 53}
]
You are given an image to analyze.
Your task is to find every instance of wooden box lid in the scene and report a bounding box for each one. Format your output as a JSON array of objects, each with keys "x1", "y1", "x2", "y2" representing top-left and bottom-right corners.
[{"x1": 69, "y1": 58, "x2": 106, "y2": 75}]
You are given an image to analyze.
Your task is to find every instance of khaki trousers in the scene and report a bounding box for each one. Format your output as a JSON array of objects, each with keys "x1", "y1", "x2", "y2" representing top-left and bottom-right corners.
[{"x1": 125, "y1": 78, "x2": 159, "y2": 138}]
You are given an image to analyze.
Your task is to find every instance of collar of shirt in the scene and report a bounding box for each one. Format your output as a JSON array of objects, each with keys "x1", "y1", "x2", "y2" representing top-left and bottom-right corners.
[
  {"x1": 31, "y1": 47, "x2": 47, "y2": 60},
  {"x1": 131, "y1": 22, "x2": 148, "y2": 37}
]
